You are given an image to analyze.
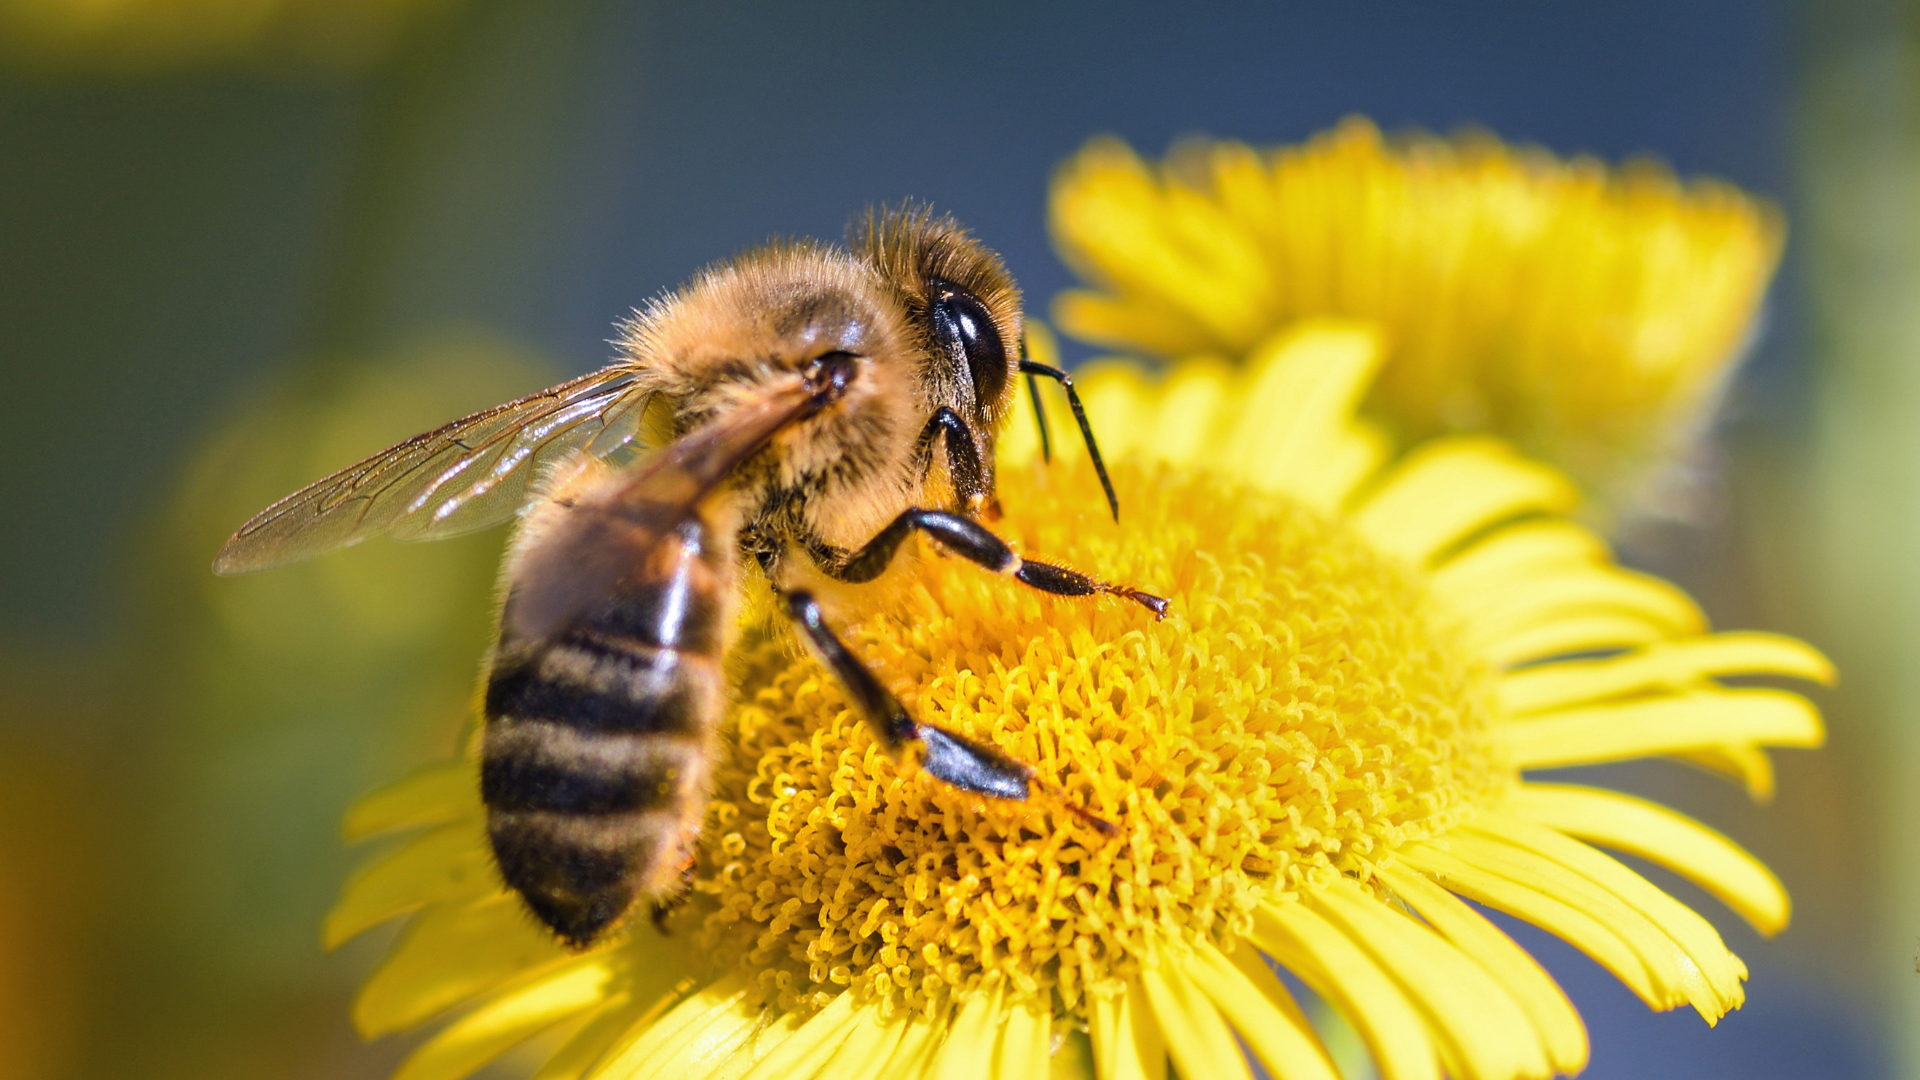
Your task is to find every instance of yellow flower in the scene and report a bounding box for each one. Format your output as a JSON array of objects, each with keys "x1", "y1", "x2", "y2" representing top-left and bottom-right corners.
[
  {"x1": 1050, "y1": 119, "x2": 1784, "y2": 510},
  {"x1": 327, "y1": 321, "x2": 1826, "y2": 1080}
]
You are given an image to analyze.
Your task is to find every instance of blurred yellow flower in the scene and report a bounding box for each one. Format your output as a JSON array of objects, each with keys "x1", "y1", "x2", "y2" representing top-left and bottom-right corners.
[
  {"x1": 329, "y1": 323, "x2": 1826, "y2": 1080},
  {"x1": 0, "y1": 0, "x2": 461, "y2": 72},
  {"x1": 1050, "y1": 119, "x2": 1784, "y2": 511}
]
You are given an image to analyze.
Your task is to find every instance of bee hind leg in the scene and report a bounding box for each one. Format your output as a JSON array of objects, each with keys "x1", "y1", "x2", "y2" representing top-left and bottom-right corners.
[{"x1": 648, "y1": 853, "x2": 698, "y2": 936}]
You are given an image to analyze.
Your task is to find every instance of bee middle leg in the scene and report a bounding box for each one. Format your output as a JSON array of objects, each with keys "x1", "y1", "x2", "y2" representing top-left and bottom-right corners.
[
  {"x1": 781, "y1": 590, "x2": 1030, "y2": 800},
  {"x1": 824, "y1": 509, "x2": 1169, "y2": 617}
]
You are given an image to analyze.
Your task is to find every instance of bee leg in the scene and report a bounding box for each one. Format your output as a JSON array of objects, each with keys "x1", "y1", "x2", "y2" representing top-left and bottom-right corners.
[
  {"x1": 650, "y1": 901, "x2": 675, "y2": 935},
  {"x1": 827, "y1": 510, "x2": 1169, "y2": 618},
  {"x1": 783, "y1": 590, "x2": 1121, "y2": 836},
  {"x1": 648, "y1": 853, "x2": 698, "y2": 935},
  {"x1": 914, "y1": 407, "x2": 991, "y2": 514},
  {"x1": 781, "y1": 590, "x2": 1030, "y2": 798}
]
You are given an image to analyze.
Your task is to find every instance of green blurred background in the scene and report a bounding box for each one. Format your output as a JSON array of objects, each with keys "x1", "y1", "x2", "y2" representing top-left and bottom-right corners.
[{"x1": 0, "y1": 0, "x2": 1911, "y2": 1077}]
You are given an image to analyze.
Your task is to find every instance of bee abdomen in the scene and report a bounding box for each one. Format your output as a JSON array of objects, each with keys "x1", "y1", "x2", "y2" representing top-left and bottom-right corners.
[
  {"x1": 486, "y1": 632, "x2": 717, "y2": 736},
  {"x1": 486, "y1": 808, "x2": 698, "y2": 947},
  {"x1": 481, "y1": 720, "x2": 703, "y2": 814},
  {"x1": 482, "y1": 621, "x2": 727, "y2": 944}
]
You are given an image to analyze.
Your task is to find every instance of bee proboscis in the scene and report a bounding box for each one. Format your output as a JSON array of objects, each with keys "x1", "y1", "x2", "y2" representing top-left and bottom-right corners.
[{"x1": 216, "y1": 207, "x2": 1166, "y2": 946}]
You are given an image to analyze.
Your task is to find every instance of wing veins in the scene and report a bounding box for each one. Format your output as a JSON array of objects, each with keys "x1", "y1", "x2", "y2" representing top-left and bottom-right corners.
[
  {"x1": 410, "y1": 387, "x2": 635, "y2": 521},
  {"x1": 215, "y1": 367, "x2": 645, "y2": 573}
]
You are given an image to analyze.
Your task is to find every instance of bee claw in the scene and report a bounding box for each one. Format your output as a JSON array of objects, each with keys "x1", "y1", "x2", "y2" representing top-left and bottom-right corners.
[{"x1": 1125, "y1": 590, "x2": 1171, "y2": 619}]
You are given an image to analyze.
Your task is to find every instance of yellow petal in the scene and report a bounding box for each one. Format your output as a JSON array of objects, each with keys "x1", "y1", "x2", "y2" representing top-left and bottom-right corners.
[
  {"x1": 1467, "y1": 814, "x2": 1748, "y2": 1012},
  {"x1": 734, "y1": 990, "x2": 864, "y2": 1080},
  {"x1": 325, "y1": 821, "x2": 495, "y2": 949},
  {"x1": 1144, "y1": 357, "x2": 1234, "y2": 469},
  {"x1": 1051, "y1": 140, "x2": 1222, "y2": 325},
  {"x1": 354, "y1": 893, "x2": 573, "y2": 1037},
  {"x1": 995, "y1": 998, "x2": 1053, "y2": 1080},
  {"x1": 1050, "y1": 138, "x2": 1277, "y2": 349},
  {"x1": 588, "y1": 974, "x2": 755, "y2": 1080},
  {"x1": 1433, "y1": 829, "x2": 1732, "y2": 1020},
  {"x1": 1428, "y1": 520, "x2": 1608, "y2": 602},
  {"x1": 392, "y1": 957, "x2": 619, "y2": 1080},
  {"x1": 1071, "y1": 360, "x2": 1157, "y2": 465},
  {"x1": 1310, "y1": 877, "x2": 1550, "y2": 1080},
  {"x1": 1398, "y1": 843, "x2": 1666, "y2": 1010},
  {"x1": 1250, "y1": 900, "x2": 1439, "y2": 1080},
  {"x1": 344, "y1": 760, "x2": 478, "y2": 840},
  {"x1": 879, "y1": 1015, "x2": 946, "y2": 1077},
  {"x1": 606, "y1": 980, "x2": 779, "y2": 1080},
  {"x1": 1139, "y1": 957, "x2": 1254, "y2": 1080},
  {"x1": 1510, "y1": 783, "x2": 1788, "y2": 934},
  {"x1": 1156, "y1": 186, "x2": 1280, "y2": 345},
  {"x1": 1308, "y1": 420, "x2": 1395, "y2": 514},
  {"x1": 1458, "y1": 566, "x2": 1705, "y2": 647},
  {"x1": 1089, "y1": 981, "x2": 1166, "y2": 1080},
  {"x1": 698, "y1": 1011, "x2": 809, "y2": 1080},
  {"x1": 814, "y1": 1004, "x2": 917, "y2": 1080},
  {"x1": 1052, "y1": 289, "x2": 1215, "y2": 361},
  {"x1": 1497, "y1": 633, "x2": 1835, "y2": 715},
  {"x1": 1049, "y1": 1030, "x2": 1095, "y2": 1080},
  {"x1": 1351, "y1": 438, "x2": 1578, "y2": 568},
  {"x1": 1480, "y1": 612, "x2": 1670, "y2": 668},
  {"x1": 1671, "y1": 743, "x2": 1776, "y2": 801},
  {"x1": 1501, "y1": 688, "x2": 1824, "y2": 769},
  {"x1": 929, "y1": 982, "x2": 1007, "y2": 1080},
  {"x1": 1187, "y1": 942, "x2": 1340, "y2": 1080},
  {"x1": 1376, "y1": 863, "x2": 1588, "y2": 1075},
  {"x1": 1215, "y1": 321, "x2": 1387, "y2": 512},
  {"x1": 533, "y1": 991, "x2": 681, "y2": 1080}
]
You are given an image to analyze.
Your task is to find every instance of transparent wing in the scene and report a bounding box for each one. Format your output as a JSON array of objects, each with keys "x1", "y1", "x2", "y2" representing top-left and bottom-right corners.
[{"x1": 214, "y1": 366, "x2": 651, "y2": 574}]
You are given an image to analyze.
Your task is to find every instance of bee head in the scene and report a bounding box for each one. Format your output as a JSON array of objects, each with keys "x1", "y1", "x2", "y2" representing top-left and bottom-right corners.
[{"x1": 851, "y1": 204, "x2": 1024, "y2": 441}]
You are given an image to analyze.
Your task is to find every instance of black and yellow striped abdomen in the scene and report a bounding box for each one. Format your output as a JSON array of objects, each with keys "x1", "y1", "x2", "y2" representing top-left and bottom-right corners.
[{"x1": 482, "y1": 521, "x2": 732, "y2": 947}]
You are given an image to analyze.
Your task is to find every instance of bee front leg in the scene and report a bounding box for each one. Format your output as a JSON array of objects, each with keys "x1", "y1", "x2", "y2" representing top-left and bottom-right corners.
[
  {"x1": 780, "y1": 590, "x2": 1030, "y2": 800},
  {"x1": 825, "y1": 509, "x2": 1168, "y2": 617},
  {"x1": 914, "y1": 407, "x2": 990, "y2": 514}
]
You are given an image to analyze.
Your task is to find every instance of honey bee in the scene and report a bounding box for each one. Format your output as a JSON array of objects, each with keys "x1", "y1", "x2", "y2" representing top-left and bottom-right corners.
[{"x1": 215, "y1": 207, "x2": 1167, "y2": 947}]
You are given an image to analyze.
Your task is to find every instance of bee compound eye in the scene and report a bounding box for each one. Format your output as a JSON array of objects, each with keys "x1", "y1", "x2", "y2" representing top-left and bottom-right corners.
[{"x1": 927, "y1": 280, "x2": 1009, "y2": 409}]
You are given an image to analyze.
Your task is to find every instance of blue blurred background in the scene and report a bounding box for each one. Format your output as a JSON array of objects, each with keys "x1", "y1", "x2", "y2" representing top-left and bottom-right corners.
[{"x1": 0, "y1": 0, "x2": 1906, "y2": 1076}]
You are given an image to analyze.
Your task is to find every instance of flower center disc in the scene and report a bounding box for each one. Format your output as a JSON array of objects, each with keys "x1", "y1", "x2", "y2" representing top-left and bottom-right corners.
[{"x1": 692, "y1": 461, "x2": 1500, "y2": 1020}]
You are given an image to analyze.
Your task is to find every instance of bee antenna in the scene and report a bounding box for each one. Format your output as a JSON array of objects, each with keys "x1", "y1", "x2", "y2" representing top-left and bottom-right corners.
[
  {"x1": 1021, "y1": 336, "x2": 1054, "y2": 464},
  {"x1": 1019, "y1": 359, "x2": 1119, "y2": 522}
]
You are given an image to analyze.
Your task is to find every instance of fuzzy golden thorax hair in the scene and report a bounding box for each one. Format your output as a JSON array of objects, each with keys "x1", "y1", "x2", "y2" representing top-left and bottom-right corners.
[{"x1": 614, "y1": 207, "x2": 1026, "y2": 557}]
